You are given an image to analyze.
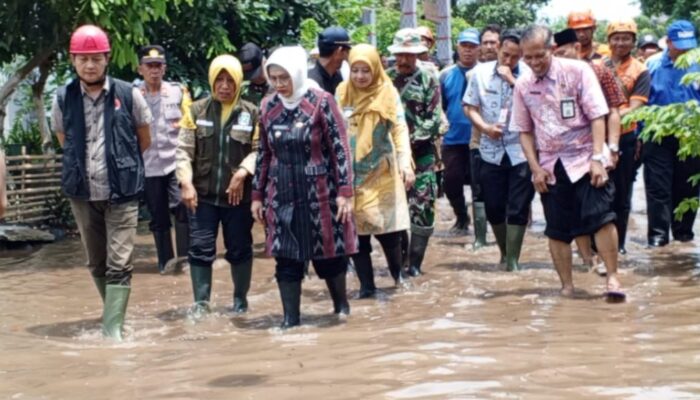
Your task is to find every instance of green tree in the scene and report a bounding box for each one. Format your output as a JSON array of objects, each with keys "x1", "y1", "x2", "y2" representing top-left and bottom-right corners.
[
  {"x1": 454, "y1": 0, "x2": 549, "y2": 29},
  {"x1": 0, "y1": 0, "x2": 193, "y2": 144},
  {"x1": 624, "y1": 48, "x2": 700, "y2": 219}
]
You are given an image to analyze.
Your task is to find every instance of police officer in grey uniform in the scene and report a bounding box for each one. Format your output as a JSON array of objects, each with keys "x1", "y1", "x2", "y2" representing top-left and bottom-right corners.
[{"x1": 137, "y1": 45, "x2": 191, "y2": 273}]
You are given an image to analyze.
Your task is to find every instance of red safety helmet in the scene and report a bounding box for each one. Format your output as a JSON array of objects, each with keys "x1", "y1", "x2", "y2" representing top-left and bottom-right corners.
[{"x1": 70, "y1": 25, "x2": 111, "y2": 54}]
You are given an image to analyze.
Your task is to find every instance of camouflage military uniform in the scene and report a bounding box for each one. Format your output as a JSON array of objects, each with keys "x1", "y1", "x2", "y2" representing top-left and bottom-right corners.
[
  {"x1": 387, "y1": 66, "x2": 441, "y2": 236},
  {"x1": 240, "y1": 80, "x2": 272, "y2": 107}
]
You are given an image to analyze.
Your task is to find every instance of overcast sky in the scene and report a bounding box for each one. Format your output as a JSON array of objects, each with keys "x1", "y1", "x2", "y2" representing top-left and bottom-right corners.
[{"x1": 537, "y1": 0, "x2": 641, "y2": 22}]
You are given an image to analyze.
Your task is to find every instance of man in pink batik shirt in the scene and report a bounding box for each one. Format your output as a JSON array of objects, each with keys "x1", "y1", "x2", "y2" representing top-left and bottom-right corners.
[{"x1": 509, "y1": 25, "x2": 623, "y2": 299}]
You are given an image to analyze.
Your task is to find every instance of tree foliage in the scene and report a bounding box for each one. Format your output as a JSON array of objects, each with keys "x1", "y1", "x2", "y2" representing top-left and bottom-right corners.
[
  {"x1": 454, "y1": 0, "x2": 549, "y2": 29},
  {"x1": 299, "y1": 0, "x2": 470, "y2": 56},
  {"x1": 624, "y1": 48, "x2": 700, "y2": 219}
]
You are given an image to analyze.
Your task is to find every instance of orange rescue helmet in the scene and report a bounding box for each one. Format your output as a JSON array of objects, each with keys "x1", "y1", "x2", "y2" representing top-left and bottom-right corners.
[
  {"x1": 606, "y1": 20, "x2": 638, "y2": 38},
  {"x1": 416, "y1": 26, "x2": 435, "y2": 47},
  {"x1": 568, "y1": 10, "x2": 596, "y2": 29}
]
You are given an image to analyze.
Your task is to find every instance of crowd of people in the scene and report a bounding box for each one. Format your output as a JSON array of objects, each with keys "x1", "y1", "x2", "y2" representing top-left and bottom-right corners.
[{"x1": 45, "y1": 10, "x2": 700, "y2": 340}]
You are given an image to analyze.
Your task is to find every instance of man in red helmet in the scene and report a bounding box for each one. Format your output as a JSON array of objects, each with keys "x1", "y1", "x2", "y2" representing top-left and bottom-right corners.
[{"x1": 51, "y1": 25, "x2": 152, "y2": 341}]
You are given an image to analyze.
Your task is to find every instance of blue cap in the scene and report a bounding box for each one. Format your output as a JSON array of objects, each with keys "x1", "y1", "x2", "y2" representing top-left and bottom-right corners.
[
  {"x1": 457, "y1": 28, "x2": 480, "y2": 45},
  {"x1": 318, "y1": 27, "x2": 351, "y2": 50},
  {"x1": 667, "y1": 20, "x2": 697, "y2": 50}
]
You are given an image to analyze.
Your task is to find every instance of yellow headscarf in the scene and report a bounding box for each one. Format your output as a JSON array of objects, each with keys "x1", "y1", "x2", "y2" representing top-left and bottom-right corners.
[
  {"x1": 179, "y1": 54, "x2": 244, "y2": 129},
  {"x1": 208, "y1": 54, "x2": 244, "y2": 125},
  {"x1": 336, "y1": 44, "x2": 398, "y2": 160}
]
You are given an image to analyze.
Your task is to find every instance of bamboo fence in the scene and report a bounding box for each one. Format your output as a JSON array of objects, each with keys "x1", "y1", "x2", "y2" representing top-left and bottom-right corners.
[{"x1": 4, "y1": 146, "x2": 62, "y2": 224}]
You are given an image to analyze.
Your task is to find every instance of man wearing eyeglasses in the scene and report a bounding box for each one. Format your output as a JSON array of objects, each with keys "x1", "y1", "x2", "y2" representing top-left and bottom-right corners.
[{"x1": 137, "y1": 45, "x2": 192, "y2": 274}]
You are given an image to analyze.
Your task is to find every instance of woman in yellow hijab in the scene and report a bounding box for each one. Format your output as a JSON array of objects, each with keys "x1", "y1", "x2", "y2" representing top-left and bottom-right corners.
[
  {"x1": 336, "y1": 44, "x2": 415, "y2": 298},
  {"x1": 175, "y1": 54, "x2": 260, "y2": 319}
]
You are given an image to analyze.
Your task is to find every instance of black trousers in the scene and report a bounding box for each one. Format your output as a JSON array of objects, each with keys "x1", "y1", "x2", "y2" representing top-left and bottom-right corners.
[
  {"x1": 144, "y1": 172, "x2": 187, "y2": 232},
  {"x1": 611, "y1": 133, "x2": 639, "y2": 248},
  {"x1": 541, "y1": 160, "x2": 616, "y2": 243},
  {"x1": 353, "y1": 231, "x2": 404, "y2": 278},
  {"x1": 442, "y1": 144, "x2": 470, "y2": 218},
  {"x1": 275, "y1": 256, "x2": 346, "y2": 282},
  {"x1": 643, "y1": 136, "x2": 700, "y2": 242},
  {"x1": 188, "y1": 202, "x2": 253, "y2": 267},
  {"x1": 470, "y1": 149, "x2": 484, "y2": 202},
  {"x1": 480, "y1": 155, "x2": 534, "y2": 226}
]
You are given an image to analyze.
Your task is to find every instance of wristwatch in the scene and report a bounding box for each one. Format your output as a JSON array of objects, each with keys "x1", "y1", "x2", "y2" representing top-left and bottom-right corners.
[
  {"x1": 591, "y1": 153, "x2": 606, "y2": 163},
  {"x1": 608, "y1": 143, "x2": 619, "y2": 153}
]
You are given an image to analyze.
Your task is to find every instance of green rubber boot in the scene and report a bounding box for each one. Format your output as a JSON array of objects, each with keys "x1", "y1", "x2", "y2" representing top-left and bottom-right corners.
[
  {"x1": 93, "y1": 276, "x2": 107, "y2": 302},
  {"x1": 190, "y1": 264, "x2": 212, "y2": 318},
  {"x1": 506, "y1": 224, "x2": 527, "y2": 272},
  {"x1": 102, "y1": 285, "x2": 131, "y2": 341},
  {"x1": 473, "y1": 202, "x2": 488, "y2": 250},
  {"x1": 231, "y1": 258, "x2": 253, "y2": 313},
  {"x1": 492, "y1": 223, "x2": 507, "y2": 264}
]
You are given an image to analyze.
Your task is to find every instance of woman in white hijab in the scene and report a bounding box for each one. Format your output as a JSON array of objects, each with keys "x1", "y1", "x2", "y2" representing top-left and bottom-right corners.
[{"x1": 251, "y1": 46, "x2": 358, "y2": 329}]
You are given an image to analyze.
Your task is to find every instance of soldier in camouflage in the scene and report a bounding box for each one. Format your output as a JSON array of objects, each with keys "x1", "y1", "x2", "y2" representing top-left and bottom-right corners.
[
  {"x1": 238, "y1": 43, "x2": 272, "y2": 107},
  {"x1": 387, "y1": 28, "x2": 442, "y2": 277}
]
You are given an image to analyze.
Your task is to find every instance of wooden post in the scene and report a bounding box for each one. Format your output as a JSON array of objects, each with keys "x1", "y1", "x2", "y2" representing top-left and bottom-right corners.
[{"x1": 19, "y1": 145, "x2": 26, "y2": 222}]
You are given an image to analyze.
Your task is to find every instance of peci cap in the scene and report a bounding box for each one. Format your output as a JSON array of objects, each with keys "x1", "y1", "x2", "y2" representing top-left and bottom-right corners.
[
  {"x1": 667, "y1": 20, "x2": 697, "y2": 50},
  {"x1": 457, "y1": 28, "x2": 480, "y2": 45},
  {"x1": 139, "y1": 45, "x2": 166, "y2": 64},
  {"x1": 238, "y1": 43, "x2": 264, "y2": 80},
  {"x1": 554, "y1": 28, "x2": 578, "y2": 47}
]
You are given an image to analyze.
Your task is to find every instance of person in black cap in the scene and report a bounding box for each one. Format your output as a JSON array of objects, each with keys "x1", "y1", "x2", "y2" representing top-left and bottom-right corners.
[
  {"x1": 637, "y1": 34, "x2": 661, "y2": 62},
  {"x1": 136, "y1": 44, "x2": 192, "y2": 275},
  {"x1": 239, "y1": 43, "x2": 272, "y2": 106},
  {"x1": 308, "y1": 26, "x2": 351, "y2": 94}
]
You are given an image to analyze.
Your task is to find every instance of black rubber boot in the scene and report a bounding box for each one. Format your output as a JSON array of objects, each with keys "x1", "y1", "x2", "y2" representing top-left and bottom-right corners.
[
  {"x1": 408, "y1": 233, "x2": 431, "y2": 276},
  {"x1": 325, "y1": 271, "x2": 350, "y2": 315},
  {"x1": 277, "y1": 280, "x2": 301, "y2": 329},
  {"x1": 505, "y1": 224, "x2": 527, "y2": 272},
  {"x1": 231, "y1": 258, "x2": 253, "y2": 313},
  {"x1": 352, "y1": 253, "x2": 376, "y2": 298},
  {"x1": 102, "y1": 284, "x2": 130, "y2": 341},
  {"x1": 473, "y1": 202, "x2": 488, "y2": 250},
  {"x1": 153, "y1": 230, "x2": 175, "y2": 273},
  {"x1": 189, "y1": 264, "x2": 212, "y2": 318},
  {"x1": 448, "y1": 198, "x2": 470, "y2": 236},
  {"x1": 382, "y1": 239, "x2": 406, "y2": 286},
  {"x1": 400, "y1": 230, "x2": 410, "y2": 275},
  {"x1": 491, "y1": 223, "x2": 507, "y2": 263}
]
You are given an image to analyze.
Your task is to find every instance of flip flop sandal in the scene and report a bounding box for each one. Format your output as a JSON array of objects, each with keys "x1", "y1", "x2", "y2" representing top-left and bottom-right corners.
[{"x1": 605, "y1": 290, "x2": 626, "y2": 303}]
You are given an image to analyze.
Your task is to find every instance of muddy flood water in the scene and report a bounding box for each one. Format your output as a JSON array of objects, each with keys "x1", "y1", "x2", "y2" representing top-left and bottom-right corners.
[{"x1": 2, "y1": 183, "x2": 700, "y2": 400}]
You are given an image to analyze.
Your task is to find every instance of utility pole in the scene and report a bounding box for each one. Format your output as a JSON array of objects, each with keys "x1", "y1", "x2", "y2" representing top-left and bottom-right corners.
[{"x1": 400, "y1": 0, "x2": 417, "y2": 28}]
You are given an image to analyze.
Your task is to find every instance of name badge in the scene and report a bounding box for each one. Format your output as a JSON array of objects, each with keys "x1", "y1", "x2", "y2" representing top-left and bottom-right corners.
[
  {"x1": 560, "y1": 98, "x2": 576, "y2": 120},
  {"x1": 231, "y1": 125, "x2": 253, "y2": 132},
  {"x1": 498, "y1": 108, "x2": 509, "y2": 125},
  {"x1": 196, "y1": 119, "x2": 214, "y2": 127},
  {"x1": 272, "y1": 125, "x2": 290, "y2": 131},
  {"x1": 237, "y1": 111, "x2": 251, "y2": 126}
]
